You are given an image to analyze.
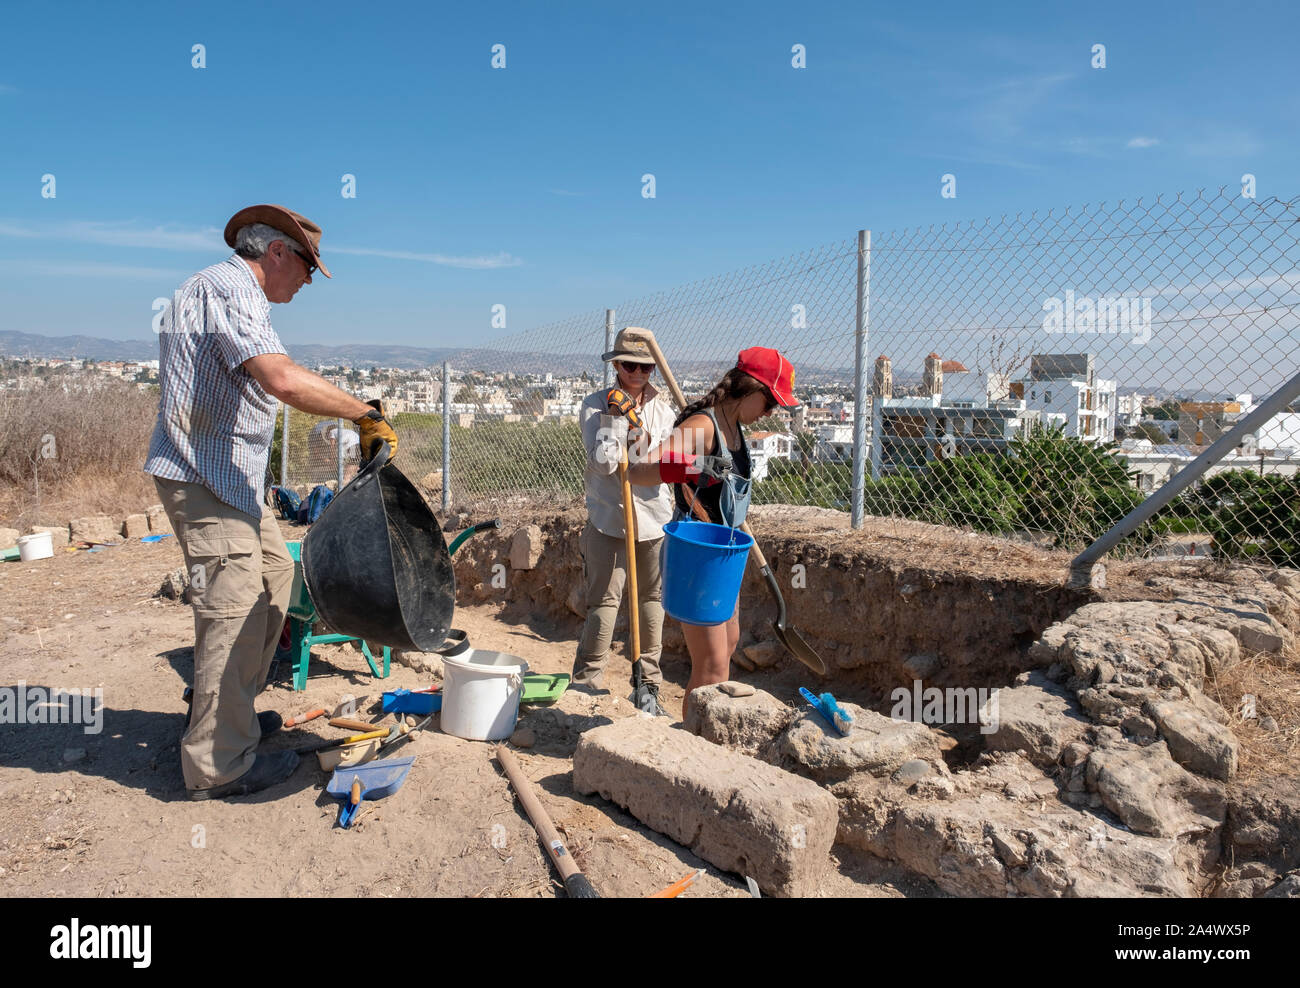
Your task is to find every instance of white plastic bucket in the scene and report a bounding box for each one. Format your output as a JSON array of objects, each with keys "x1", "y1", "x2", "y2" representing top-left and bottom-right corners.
[
  {"x1": 440, "y1": 648, "x2": 529, "y2": 741},
  {"x1": 17, "y1": 531, "x2": 53, "y2": 562}
]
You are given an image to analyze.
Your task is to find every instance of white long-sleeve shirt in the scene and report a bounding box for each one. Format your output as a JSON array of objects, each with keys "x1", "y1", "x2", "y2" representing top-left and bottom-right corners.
[{"x1": 580, "y1": 383, "x2": 675, "y2": 541}]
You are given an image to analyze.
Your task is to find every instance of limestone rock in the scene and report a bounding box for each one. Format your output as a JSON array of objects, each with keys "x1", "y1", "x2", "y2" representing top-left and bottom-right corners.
[
  {"x1": 777, "y1": 705, "x2": 946, "y2": 784},
  {"x1": 146, "y1": 504, "x2": 171, "y2": 534},
  {"x1": 566, "y1": 582, "x2": 586, "y2": 619},
  {"x1": 157, "y1": 567, "x2": 192, "y2": 603},
  {"x1": 983, "y1": 672, "x2": 1091, "y2": 768},
  {"x1": 893, "y1": 759, "x2": 932, "y2": 786},
  {"x1": 573, "y1": 716, "x2": 838, "y2": 897},
  {"x1": 1085, "y1": 741, "x2": 1225, "y2": 838},
  {"x1": 25, "y1": 524, "x2": 70, "y2": 547},
  {"x1": 902, "y1": 652, "x2": 939, "y2": 679},
  {"x1": 1263, "y1": 874, "x2": 1300, "y2": 898},
  {"x1": 509, "y1": 525, "x2": 543, "y2": 570},
  {"x1": 0, "y1": 527, "x2": 19, "y2": 550},
  {"x1": 742, "y1": 640, "x2": 783, "y2": 668},
  {"x1": 122, "y1": 513, "x2": 150, "y2": 539},
  {"x1": 683, "y1": 685, "x2": 794, "y2": 759},
  {"x1": 1147, "y1": 699, "x2": 1238, "y2": 780},
  {"x1": 1223, "y1": 776, "x2": 1300, "y2": 874},
  {"x1": 70, "y1": 514, "x2": 120, "y2": 544}
]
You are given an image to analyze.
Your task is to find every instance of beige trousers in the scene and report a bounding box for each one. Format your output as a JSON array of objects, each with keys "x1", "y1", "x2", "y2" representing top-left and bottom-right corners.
[
  {"x1": 572, "y1": 521, "x2": 665, "y2": 688},
  {"x1": 154, "y1": 478, "x2": 295, "y2": 789}
]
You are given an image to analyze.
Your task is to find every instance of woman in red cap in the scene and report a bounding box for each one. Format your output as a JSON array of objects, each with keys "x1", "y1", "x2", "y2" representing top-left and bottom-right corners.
[{"x1": 627, "y1": 347, "x2": 798, "y2": 718}]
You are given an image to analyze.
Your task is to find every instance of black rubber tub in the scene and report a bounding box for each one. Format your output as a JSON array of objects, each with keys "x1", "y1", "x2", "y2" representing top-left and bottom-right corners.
[{"x1": 301, "y1": 441, "x2": 455, "y2": 651}]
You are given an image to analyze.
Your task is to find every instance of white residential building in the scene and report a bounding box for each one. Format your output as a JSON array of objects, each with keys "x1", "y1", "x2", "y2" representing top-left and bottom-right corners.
[
  {"x1": 1015, "y1": 354, "x2": 1116, "y2": 441},
  {"x1": 745, "y1": 431, "x2": 795, "y2": 482}
]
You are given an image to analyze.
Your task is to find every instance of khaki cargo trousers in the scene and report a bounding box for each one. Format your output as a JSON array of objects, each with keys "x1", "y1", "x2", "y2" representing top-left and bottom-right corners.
[
  {"x1": 571, "y1": 521, "x2": 665, "y2": 688},
  {"x1": 154, "y1": 478, "x2": 294, "y2": 789}
]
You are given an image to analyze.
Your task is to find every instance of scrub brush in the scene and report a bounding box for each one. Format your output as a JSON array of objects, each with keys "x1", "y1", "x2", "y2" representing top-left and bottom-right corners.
[{"x1": 799, "y1": 687, "x2": 854, "y2": 736}]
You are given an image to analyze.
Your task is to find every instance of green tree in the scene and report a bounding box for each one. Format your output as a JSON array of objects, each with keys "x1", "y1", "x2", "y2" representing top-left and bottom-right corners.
[{"x1": 1149, "y1": 398, "x2": 1182, "y2": 421}]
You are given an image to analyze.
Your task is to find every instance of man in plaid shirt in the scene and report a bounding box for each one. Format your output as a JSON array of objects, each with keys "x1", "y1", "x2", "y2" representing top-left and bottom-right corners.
[{"x1": 146, "y1": 204, "x2": 398, "y2": 800}]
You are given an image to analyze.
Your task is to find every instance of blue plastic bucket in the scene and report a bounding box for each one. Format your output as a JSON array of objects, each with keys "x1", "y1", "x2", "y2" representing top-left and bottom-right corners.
[{"x1": 662, "y1": 520, "x2": 754, "y2": 626}]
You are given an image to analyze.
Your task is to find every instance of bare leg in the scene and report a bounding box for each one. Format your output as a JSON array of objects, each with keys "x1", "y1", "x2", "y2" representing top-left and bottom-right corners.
[{"x1": 681, "y1": 611, "x2": 741, "y2": 721}]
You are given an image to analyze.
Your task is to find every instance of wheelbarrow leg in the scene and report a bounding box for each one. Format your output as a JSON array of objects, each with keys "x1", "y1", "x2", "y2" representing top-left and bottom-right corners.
[
  {"x1": 359, "y1": 641, "x2": 390, "y2": 680},
  {"x1": 291, "y1": 618, "x2": 310, "y2": 691}
]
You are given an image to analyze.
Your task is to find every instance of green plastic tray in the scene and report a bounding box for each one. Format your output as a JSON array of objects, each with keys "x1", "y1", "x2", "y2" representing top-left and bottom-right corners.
[{"x1": 521, "y1": 673, "x2": 570, "y2": 704}]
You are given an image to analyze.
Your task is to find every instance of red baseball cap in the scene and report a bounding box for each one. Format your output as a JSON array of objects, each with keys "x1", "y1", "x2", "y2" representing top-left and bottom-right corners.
[{"x1": 737, "y1": 346, "x2": 798, "y2": 407}]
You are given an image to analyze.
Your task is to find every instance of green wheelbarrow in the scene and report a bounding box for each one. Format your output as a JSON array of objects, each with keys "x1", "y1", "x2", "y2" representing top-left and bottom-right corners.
[{"x1": 283, "y1": 519, "x2": 501, "y2": 691}]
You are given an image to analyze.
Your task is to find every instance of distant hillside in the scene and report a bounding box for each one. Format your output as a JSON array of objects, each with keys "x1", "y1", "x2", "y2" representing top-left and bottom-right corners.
[
  {"x1": 0, "y1": 331, "x2": 459, "y2": 369},
  {"x1": 0, "y1": 330, "x2": 858, "y2": 381},
  {"x1": 0, "y1": 331, "x2": 159, "y2": 361}
]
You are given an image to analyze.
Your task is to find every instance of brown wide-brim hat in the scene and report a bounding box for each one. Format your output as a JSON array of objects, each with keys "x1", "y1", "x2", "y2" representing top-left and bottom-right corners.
[
  {"x1": 601, "y1": 327, "x2": 656, "y2": 364},
  {"x1": 223, "y1": 203, "x2": 332, "y2": 278}
]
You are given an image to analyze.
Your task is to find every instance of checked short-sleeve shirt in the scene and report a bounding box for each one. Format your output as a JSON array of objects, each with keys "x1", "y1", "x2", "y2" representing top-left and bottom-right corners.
[{"x1": 144, "y1": 254, "x2": 287, "y2": 518}]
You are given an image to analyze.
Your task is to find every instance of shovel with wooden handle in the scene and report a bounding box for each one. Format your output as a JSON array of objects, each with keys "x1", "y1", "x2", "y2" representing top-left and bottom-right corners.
[{"x1": 623, "y1": 327, "x2": 827, "y2": 676}]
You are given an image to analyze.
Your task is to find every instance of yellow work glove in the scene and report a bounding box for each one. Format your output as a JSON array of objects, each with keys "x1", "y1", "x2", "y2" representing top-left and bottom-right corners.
[
  {"x1": 605, "y1": 388, "x2": 645, "y2": 436},
  {"x1": 353, "y1": 399, "x2": 399, "y2": 463}
]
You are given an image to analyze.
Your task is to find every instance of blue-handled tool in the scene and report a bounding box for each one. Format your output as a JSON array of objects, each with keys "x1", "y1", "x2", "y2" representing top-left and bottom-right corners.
[{"x1": 799, "y1": 687, "x2": 854, "y2": 736}]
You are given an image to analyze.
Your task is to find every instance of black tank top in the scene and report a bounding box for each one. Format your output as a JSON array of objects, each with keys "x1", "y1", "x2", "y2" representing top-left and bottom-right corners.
[{"x1": 672, "y1": 406, "x2": 751, "y2": 524}]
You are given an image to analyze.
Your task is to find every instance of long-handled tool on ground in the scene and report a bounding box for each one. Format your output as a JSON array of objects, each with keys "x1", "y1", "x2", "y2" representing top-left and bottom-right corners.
[
  {"x1": 294, "y1": 728, "x2": 389, "y2": 755},
  {"x1": 623, "y1": 327, "x2": 827, "y2": 676},
  {"x1": 495, "y1": 745, "x2": 599, "y2": 897}
]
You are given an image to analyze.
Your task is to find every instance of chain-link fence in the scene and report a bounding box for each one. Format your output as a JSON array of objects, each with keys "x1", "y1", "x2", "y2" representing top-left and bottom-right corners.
[{"x1": 285, "y1": 188, "x2": 1300, "y2": 566}]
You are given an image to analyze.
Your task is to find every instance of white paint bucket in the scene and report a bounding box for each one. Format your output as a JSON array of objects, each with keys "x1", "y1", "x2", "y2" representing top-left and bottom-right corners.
[
  {"x1": 440, "y1": 647, "x2": 529, "y2": 741},
  {"x1": 17, "y1": 531, "x2": 53, "y2": 562}
]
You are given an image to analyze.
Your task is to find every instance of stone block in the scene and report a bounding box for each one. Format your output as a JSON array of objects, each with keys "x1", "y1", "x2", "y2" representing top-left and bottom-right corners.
[
  {"x1": 0, "y1": 527, "x2": 19, "y2": 550},
  {"x1": 122, "y1": 513, "x2": 150, "y2": 539},
  {"x1": 26, "y1": 524, "x2": 70, "y2": 547},
  {"x1": 573, "y1": 716, "x2": 838, "y2": 897},
  {"x1": 146, "y1": 504, "x2": 171, "y2": 534},
  {"x1": 70, "y1": 514, "x2": 120, "y2": 544},
  {"x1": 777, "y1": 705, "x2": 946, "y2": 784},
  {"x1": 510, "y1": 524, "x2": 543, "y2": 570},
  {"x1": 683, "y1": 685, "x2": 794, "y2": 758}
]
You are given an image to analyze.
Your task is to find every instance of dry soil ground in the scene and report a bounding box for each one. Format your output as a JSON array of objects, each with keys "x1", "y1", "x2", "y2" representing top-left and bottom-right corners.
[{"x1": 0, "y1": 523, "x2": 930, "y2": 898}]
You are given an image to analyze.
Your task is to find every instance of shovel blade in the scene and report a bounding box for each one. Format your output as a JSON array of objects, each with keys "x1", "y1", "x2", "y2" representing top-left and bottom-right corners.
[{"x1": 774, "y1": 622, "x2": 827, "y2": 676}]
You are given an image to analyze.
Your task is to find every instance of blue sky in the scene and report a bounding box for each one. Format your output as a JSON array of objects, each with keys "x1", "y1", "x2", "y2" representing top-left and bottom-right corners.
[{"x1": 1, "y1": 0, "x2": 1296, "y2": 351}]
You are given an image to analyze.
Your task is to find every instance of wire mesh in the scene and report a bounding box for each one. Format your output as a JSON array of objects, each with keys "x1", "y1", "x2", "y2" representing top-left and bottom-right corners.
[{"x1": 283, "y1": 188, "x2": 1300, "y2": 566}]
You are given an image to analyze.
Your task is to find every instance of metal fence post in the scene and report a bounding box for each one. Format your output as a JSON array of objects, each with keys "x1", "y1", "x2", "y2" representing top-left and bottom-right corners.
[
  {"x1": 441, "y1": 360, "x2": 451, "y2": 514},
  {"x1": 336, "y1": 417, "x2": 345, "y2": 490},
  {"x1": 603, "y1": 309, "x2": 615, "y2": 388},
  {"x1": 280, "y1": 403, "x2": 290, "y2": 486},
  {"x1": 851, "y1": 229, "x2": 870, "y2": 528}
]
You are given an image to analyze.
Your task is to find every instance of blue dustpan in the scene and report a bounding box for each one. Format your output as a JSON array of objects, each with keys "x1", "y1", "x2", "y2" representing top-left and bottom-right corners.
[{"x1": 327, "y1": 755, "x2": 415, "y2": 828}]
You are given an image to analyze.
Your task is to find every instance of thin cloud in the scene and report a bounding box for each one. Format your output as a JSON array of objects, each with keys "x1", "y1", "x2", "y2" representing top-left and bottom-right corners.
[
  {"x1": 1127, "y1": 136, "x2": 1159, "y2": 148},
  {"x1": 330, "y1": 245, "x2": 523, "y2": 269},
  {"x1": 0, "y1": 219, "x2": 219, "y2": 250},
  {"x1": 15, "y1": 260, "x2": 188, "y2": 279},
  {"x1": 0, "y1": 84, "x2": 17, "y2": 95}
]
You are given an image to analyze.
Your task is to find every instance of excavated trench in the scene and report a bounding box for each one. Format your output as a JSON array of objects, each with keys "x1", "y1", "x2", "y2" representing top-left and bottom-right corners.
[
  {"x1": 449, "y1": 505, "x2": 1092, "y2": 745},
  {"x1": 444, "y1": 503, "x2": 1300, "y2": 897}
]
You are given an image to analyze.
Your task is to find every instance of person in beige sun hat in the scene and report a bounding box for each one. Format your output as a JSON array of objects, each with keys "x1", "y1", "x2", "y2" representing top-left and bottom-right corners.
[{"x1": 572, "y1": 328, "x2": 677, "y2": 714}]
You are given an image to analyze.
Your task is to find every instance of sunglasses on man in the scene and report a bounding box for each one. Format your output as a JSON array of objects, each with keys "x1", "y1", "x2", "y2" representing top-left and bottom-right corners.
[
  {"x1": 289, "y1": 246, "x2": 317, "y2": 277},
  {"x1": 618, "y1": 361, "x2": 654, "y2": 374}
]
